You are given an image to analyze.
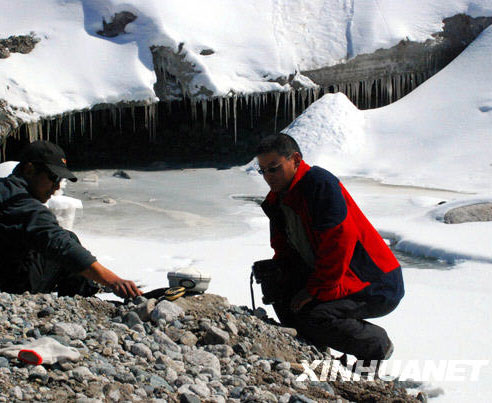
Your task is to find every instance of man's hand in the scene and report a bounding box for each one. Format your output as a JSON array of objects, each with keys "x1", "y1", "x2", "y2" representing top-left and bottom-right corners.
[
  {"x1": 108, "y1": 278, "x2": 142, "y2": 299},
  {"x1": 81, "y1": 261, "x2": 142, "y2": 299},
  {"x1": 290, "y1": 288, "x2": 313, "y2": 313}
]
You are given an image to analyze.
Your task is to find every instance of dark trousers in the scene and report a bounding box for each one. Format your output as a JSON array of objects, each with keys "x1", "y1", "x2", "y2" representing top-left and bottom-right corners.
[
  {"x1": 273, "y1": 294, "x2": 398, "y2": 360},
  {"x1": 1, "y1": 232, "x2": 99, "y2": 297}
]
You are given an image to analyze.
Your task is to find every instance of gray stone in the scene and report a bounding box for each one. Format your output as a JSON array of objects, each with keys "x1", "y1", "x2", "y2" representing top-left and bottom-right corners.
[
  {"x1": 155, "y1": 353, "x2": 185, "y2": 373},
  {"x1": 96, "y1": 330, "x2": 119, "y2": 345},
  {"x1": 151, "y1": 300, "x2": 184, "y2": 322},
  {"x1": 123, "y1": 311, "x2": 143, "y2": 328},
  {"x1": 180, "y1": 331, "x2": 198, "y2": 346},
  {"x1": 28, "y1": 365, "x2": 49, "y2": 383},
  {"x1": 11, "y1": 386, "x2": 23, "y2": 400},
  {"x1": 180, "y1": 393, "x2": 201, "y2": 403},
  {"x1": 311, "y1": 381, "x2": 335, "y2": 394},
  {"x1": 257, "y1": 360, "x2": 271, "y2": 372},
  {"x1": 131, "y1": 343, "x2": 153, "y2": 360},
  {"x1": 149, "y1": 374, "x2": 172, "y2": 390},
  {"x1": 131, "y1": 323, "x2": 146, "y2": 334},
  {"x1": 135, "y1": 299, "x2": 156, "y2": 322},
  {"x1": 289, "y1": 394, "x2": 317, "y2": 403},
  {"x1": 280, "y1": 327, "x2": 298, "y2": 337},
  {"x1": 203, "y1": 326, "x2": 230, "y2": 345},
  {"x1": 444, "y1": 203, "x2": 492, "y2": 224},
  {"x1": 184, "y1": 350, "x2": 221, "y2": 379},
  {"x1": 153, "y1": 329, "x2": 181, "y2": 352},
  {"x1": 53, "y1": 322, "x2": 87, "y2": 340},
  {"x1": 72, "y1": 366, "x2": 95, "y2": 382},
  {"x1": 225, "y1": 321, "x2": 238, "y2": 335},
  {"x1": 115, "y1": 371, "x2": 136, "y2": 383},
  {"x1": 91, "y1": 363, "x2": 116, "y2": 377},
  {"x1": 0, "y1": 357, "x2": 9, "y2": 368},
  {"x1": 164, "y1": 367, "x2": 178, "y2": 384},
  {"x1": 189, "y1": 382, "x2": 211, "y2": 397}
]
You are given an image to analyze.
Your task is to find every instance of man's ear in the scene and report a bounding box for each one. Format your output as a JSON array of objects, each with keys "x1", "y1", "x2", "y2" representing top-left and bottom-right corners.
[
  {"x1": 22, "y1": 162, "x2": 36, "y2": 179},
  {"x1": 292, "y1": 152, "x2": 302, "y2": 167}
]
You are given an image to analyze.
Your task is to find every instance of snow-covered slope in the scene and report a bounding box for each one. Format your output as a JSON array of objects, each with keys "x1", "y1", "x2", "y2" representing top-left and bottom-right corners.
[
  {"x1": 283, "y1": 26, "x2": 492, "y2": 193},
  {"x1": 1, "y1": 0, "x2": 492, "y2": 121}
]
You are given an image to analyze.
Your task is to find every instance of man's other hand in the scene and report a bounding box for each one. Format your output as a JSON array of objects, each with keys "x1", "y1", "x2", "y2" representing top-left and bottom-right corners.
[
  {"x1": 108, "y1": 278, "x2": 142, "y2": 299},
  {"x1": 290, "y1": 288, "x2": 313, "y2": 313},
  {"x1": 81, "y1": 261, "x2": 143, "y2": 299}
]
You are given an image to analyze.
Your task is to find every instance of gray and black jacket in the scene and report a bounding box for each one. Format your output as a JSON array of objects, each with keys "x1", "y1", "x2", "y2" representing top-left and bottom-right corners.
[{"x1": 0, "y1": 174, "x2": 96, "y2": 282}]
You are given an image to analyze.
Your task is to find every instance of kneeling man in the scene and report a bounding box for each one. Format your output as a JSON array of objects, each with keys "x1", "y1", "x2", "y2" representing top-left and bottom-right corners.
[
  {"x1": 255, "y1": 134, "x2": 404, "y2": 360},
  {"x1": 0, "y1": 141, "x2": 142, "y2": 299}
]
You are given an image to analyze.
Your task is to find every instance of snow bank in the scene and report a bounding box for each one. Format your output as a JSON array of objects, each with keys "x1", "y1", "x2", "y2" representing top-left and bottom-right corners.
[
  {"x1": 282, "y1": 93, "x2": 367, "y2": 174},
  {"x1": 1, "y1": 0, "x2": 492, "y2": 120},
  {"x1": 284, "y1": 26, "x2": 492, "y2": 193}
]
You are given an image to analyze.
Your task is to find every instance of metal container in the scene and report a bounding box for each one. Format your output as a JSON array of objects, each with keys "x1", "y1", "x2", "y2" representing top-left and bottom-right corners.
[{"x1": 167, "y1": 267, "x2": 211, "y2": 293}]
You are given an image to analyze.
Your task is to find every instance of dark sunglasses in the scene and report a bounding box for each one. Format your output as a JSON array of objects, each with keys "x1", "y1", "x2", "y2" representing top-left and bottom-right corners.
[
  {"x1": 46, "y1": 171, "x2": 62, "y2": 186},
  {"x1": 257, "y1": 154, "x2": 293, "y2": 175},
  {"x1": 257, "y1": 163, "x2": 283, "y2": 175},
  {"x1": 34, "y1": 163, "x2": 61, "y2": 185}
]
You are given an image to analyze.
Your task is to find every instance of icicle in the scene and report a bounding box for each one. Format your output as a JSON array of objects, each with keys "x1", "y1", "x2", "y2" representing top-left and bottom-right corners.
[
  {"x1": 224, "y1": 97, "x2": 229, "y2": 129},
  {"x1": 301, "y1": 90, "x2": 307, "y2": 112},
  {"x1": 274, "y1": 91, "x2": 280, "y2": 133},
  {"x1": 190, "y1": 99, "x2": 197, "y2": 122},
  {"x1": 211, "y1": 98, "x2": 214, "y2": 121},
  {"x1": 1, "y1": 138, "x2": 6, "y2": 162},
  {"x1": 144, "y1": 105, "x2": 149, "y2": 129},
  {"x1": 245, "y1": 94, "x2": 249, "y2": 107},
  {"x1": 149, "y1": 103, "x2": 157, "y2": 142},
  {"x1": 313, "y1": 88, "x2": 320, "y2": 102},
  {"x1": 79, "y1": 113, "x2": 84, "y2": 137},
  {"x1": 201, "y1": 100, "x2": 207, "y2": 127},
  {"x1": 37, "y1": 121, "x2": 43, "y2": 141},
  {"x1": 219, "y1": 97, "x2": 223, "y2": 125},
  {"x1": 233, "y1": 96, "x2": 237, "y2": 144},
  {"x1": 89, "y1": 111, "x2": 93, "y2": 141},
  {"x1": 131, "y1": 106, "x2": 136, "y2": 133},
  {"x1": 118, "y1": 107, "x2": 122, "y2": 134},
  {"x1": 250, "y1": 95, "x2": 253, "y2": 129},
  {"x1": 46, "y1": 119, "x2": 50, "y2": 141},
  {"x1": 66, "y1": 115, "x2": 71, "y2": 143},
  {"x1": 284, "y1": 91, "x2": 288, "y2": 119}
]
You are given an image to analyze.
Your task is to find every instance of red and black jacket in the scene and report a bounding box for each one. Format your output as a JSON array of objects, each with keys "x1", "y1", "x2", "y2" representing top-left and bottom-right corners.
[{"x1": 261, "y1": 160, "x2": 404, "y2": 303}]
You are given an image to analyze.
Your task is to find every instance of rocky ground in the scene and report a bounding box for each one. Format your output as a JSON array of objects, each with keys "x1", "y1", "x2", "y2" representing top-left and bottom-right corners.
[{"x1": 0, "y1": 292, "x2": 423, "y2": 402}]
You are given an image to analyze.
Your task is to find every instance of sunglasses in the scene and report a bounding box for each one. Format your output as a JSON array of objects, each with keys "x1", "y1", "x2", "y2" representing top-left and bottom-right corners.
[
  {"x1": 257, "y1": 154, "x2": 293, "y2": 175},
  {"x1": 46, "y1": 171, "x2": 62, "y2": 186},
  {"x1": 34, "y1": 163, "x2": 61, "y2": 185},
  {"x1": 257, "y1": 163, "x2": 283, "y2": 175}
]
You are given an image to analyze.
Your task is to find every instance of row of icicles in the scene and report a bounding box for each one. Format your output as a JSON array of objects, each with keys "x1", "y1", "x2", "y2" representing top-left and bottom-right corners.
[
  {"x1": 2, "y1": 71, "x2": 430, "y2": 161},
  {"x1": 6, "y1": 88, "x2": 321, "y2": 152}
]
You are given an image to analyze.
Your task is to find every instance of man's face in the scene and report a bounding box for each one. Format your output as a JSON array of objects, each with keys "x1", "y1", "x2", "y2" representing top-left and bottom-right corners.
[
  {"x1": 257, "y1": 151, "x2": 301, "y2": 193},
  {"x1": 24, "y1": 163, "x2": 61, "y2": 203}
]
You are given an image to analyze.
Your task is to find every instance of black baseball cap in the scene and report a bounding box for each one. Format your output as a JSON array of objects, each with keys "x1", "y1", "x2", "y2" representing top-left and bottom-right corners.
[{"x1": 20, "y1": 141, "x2": 77, "y2": 182}]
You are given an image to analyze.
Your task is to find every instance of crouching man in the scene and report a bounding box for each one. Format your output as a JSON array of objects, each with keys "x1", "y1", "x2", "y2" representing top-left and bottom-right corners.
[
  {"x1": 0, "y1": 141, "x2": 142, "y2": 299},
  {"x1": 254, "y1": 134, "x2": 404, "y2": 361}
]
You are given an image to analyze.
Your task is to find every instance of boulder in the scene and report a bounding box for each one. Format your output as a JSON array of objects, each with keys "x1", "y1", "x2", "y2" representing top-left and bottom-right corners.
[{"x1": 444, "y1": 203, "x2": 492, "y2": 224}]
